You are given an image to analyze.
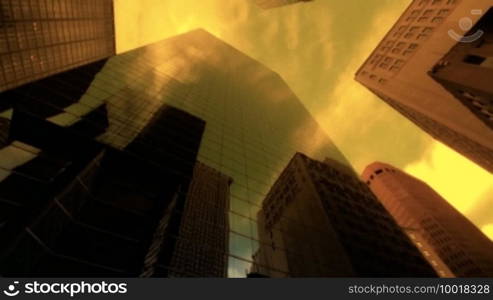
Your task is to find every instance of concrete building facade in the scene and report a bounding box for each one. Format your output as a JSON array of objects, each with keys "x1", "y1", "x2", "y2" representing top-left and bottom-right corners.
[
  {"x1": 356, "y1": 0, "x2": 493, "y2": 173},
  {"x1": 252, "y1": 153, "x2": 437, "y2": 277},
  {"x1": 429, "y1": 8, "x2": 493, "y2": 131}
]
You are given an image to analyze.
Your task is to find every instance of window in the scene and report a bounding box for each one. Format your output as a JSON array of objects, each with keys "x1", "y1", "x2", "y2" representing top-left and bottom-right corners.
[
  {"x1": 463, "y1": 55, "x2": 486, "y2": 65},
  {"x1": 438, "y1": 9, "x2": 450, "y2": 17},
  {"x1": 422, "y1": 27, "x2": 434, "y2": 34},
  {"x1": 480, "y1": 58, "x2": 493, "y2": 69},
  {"x1": 432, "y1": 17, "x2": 444, "y2": 23},
  {"x1": 460, "y1": 90, "x2": 481, "y2": 101},
  {"x1": 394, "y1": 60, "x2": 405, "y2": 67},
  {"x1": 424, "y1": 10, "x2": 435, "y2": 17}
]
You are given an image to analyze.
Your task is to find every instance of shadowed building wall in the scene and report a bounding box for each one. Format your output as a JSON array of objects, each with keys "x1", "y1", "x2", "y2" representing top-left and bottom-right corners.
[
  {"x1": 0, "y1": 87, "x2": 205, "y2": 276},
  {"x1": 429, "y1": 8, "x2": 493, "y2": 131},
  {"x1": 252, "y1": 153, "x2": 437, "y2": 277},
  {"x1": 362, "y1": 163, "x2": 493, "y2": 277},
  {"x1": 355, "y1": 0, "x2": 493, "y2": 174},
  {"x1": 0, "y1": 0, "x2": 116, "y2": 92}
]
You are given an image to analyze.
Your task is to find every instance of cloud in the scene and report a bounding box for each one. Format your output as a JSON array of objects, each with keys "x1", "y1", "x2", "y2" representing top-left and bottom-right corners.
[
  {"x1": 113, "y1": 0, "x2": 493, "y2": 274},
  {"x1": 465, "y1": 187, "x2": 493, "y2": 229},
  {"x1": 405, "y1": 141, "x2": 493, "y2": 235},
  {"x1": 482, "y1": 224, "x2": 493, "y2": 241},
  {"x1": 114, "y1": 0, "x2": 254, "y2": 53},
  {"x1": 313, "y1": 0, "x2": 431, "y2": 171}
]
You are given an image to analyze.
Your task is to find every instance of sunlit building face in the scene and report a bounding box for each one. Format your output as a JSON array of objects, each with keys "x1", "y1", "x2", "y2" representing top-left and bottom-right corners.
[
  {"x1": 356, "y1": 0, "x2": 493, "y2": 174},
  {"x1": 362, "y1": 162, "x2": 493, "y2": 277}
]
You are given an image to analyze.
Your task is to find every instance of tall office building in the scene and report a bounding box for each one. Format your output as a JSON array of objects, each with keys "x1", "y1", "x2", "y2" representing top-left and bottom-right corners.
[
  {"x1": 362, "y1": 163, "x2": 493, "y2": 277},
  {"x1": 0, "y1": 0, "x2": 116, "y2": 92},
  {"x1": 429, "y1": 8, "x2": 493, "y2": 131},
  {"x1": 254, "y1": 0, "x2": 313, "y2": 10},
  {"x1": 168, "y1": 162, "x2": 232, "y2": 277},
  {"x1": 251, "y1": 153, "x2": 436, "y2": 277},
  {"x1": 0, "y1": 58, "x2": 205, "y2": 276},
  {"x1": 355, "y1": 0, "x2": 493, "y2": 174},
  {"x1": 0, "y1": 28, "x2": 348, "y2": 277}
]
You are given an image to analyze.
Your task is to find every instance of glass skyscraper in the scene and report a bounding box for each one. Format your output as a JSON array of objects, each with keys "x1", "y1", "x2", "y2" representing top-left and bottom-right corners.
[
  {"x1": 0, "y1": 28, "x2": 349, "y2": 277},
  {"x1": 0, "y1": 0, "x2": 115, "y2": 92},
  {"x1": 0, "y1": 64, "x2": 206, "y2": 276}
]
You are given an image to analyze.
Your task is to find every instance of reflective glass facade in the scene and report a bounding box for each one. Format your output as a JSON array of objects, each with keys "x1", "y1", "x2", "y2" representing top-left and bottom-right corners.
[
  {"x1": 1, "y1": 28, "x2": 350, "y2": 277},
  {"x1": 169, "y1": 162, "x2": 231, "y2": 277},
  {"x1": 0, "y1": 81, "x2": 206, "y2": 276},
  {"x1": 0, "y1": 0, "x2": 115, "y2": 92},
  {"x1": 92, "y1": 29, "x2": 348, "y2": 277}
]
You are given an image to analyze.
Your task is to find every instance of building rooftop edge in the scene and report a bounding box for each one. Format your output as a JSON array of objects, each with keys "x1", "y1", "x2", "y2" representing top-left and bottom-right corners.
[{"x1": 354, "y1": 1, "x2": 417, "y2": 77}]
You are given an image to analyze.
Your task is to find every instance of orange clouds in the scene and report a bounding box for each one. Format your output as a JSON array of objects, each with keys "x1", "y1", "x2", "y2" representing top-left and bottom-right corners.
[
  {"x1": 405, "y1": 142, "x2": 493, "y2": 240},
  {"x1": 113, "y1": 0, "x2": 492, "y2": 242}
]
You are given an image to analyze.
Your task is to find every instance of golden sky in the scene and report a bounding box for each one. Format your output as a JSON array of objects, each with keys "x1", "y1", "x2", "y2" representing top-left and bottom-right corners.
[{"x1": 114, "y1": 0, "x2": 493, "y2": 240}]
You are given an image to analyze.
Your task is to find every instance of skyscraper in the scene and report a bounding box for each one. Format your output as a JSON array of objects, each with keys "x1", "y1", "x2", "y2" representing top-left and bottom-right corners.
[
  {"x1": 0, "y1": 62, "x2": 205, "y2": 276},
  {"x1": 254, "y1": 0, "x2": 314, "y2": 10},
  {"x1": 252, "y1": 153, "x2": 437, "y2": 277},
  {"x1": 429, "y1": 8, "x2": 493, "y2": 131},
  {"x1": 355, "y1": 0, "x2": 493, "y2": 174},
  {"x1": 1, "y1": 28, "x2": 348, "y2": 277},
  {"x1": 362, "y1": 162, "x2": 493, "y2": 277},
  {"x1": 168, "y1": 162, "x2": 232, "y2": 277},
  {"x1": 0, "y1": 0, "x2": 116, "y2": 92}
]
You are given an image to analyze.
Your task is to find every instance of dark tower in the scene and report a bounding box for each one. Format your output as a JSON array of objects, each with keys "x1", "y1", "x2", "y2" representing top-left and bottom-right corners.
[{"x1": 252, "y1": 153, "x2": 437, "y2": 277}]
